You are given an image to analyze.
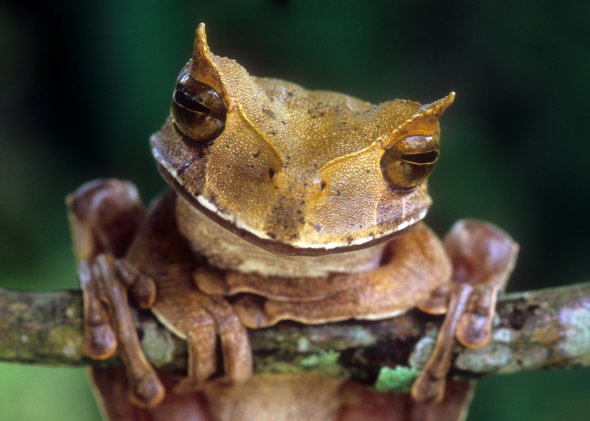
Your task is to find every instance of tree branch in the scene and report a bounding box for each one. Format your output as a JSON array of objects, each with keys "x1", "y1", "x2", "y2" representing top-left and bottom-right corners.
[{"x1": 1, "y1": 284, "x2": 590, "y2": 390}]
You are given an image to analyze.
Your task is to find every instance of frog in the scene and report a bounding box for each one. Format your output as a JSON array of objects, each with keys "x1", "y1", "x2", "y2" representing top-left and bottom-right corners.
[{"x1": 67, "y1": 23, "x2": 519, "y2": 420}]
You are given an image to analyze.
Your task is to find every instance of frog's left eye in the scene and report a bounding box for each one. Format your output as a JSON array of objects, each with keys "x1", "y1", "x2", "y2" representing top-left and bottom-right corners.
[
  {"x1": 171, "y1": 74, "x2": 226, "y2": 142},
  {"x1": 381, "y1": 135, "x2": 439, "y2": 189}
]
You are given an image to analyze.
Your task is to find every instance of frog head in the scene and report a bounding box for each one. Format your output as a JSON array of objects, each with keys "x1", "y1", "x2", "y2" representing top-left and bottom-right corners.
[{"x1": 151, "y1": 23, "x2": 454, "y2": 255}]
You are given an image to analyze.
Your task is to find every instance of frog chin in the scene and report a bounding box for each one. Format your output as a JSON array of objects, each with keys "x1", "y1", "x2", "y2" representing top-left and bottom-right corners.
[{"x1": 176, "y1": 195, "x2": 389, "y2": 277}]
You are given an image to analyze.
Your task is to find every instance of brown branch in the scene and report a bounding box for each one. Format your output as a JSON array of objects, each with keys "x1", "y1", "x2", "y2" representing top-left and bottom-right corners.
[{"x1": 1, "y1": 284, "x2": 590, "y2": 389}]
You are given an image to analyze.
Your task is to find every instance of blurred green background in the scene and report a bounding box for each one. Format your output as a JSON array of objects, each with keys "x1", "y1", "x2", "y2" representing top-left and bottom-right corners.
[{"x1": 1, "y1": 1, "x2": 590, "y2": 419}]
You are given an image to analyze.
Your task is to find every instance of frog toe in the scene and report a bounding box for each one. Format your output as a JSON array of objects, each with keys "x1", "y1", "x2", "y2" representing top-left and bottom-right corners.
[
  {"x1": 234, "y1": 295, "x2": 272, "y2": 328},
  {"x1": 417, "y1": 285, "x2": 450, "y2": 315},
  {"x1": 159, "y1": 290, "x2": 253, "y2": 394},
  {"x1": 88, "y1": 254, "x2": 165, "y2": 407},
  {"x1": 193, "y1": 266, "x2": 229, "y2": 295},
  {"x1": 176, "y1": 323, "x2": 217, "y2": 394},
  {"x1": 455, "y1": 284, "x2": 498, "y2": 348},
  {"x1": 129, "y1": 370, "x2": 166, "y2": 408},
  {"x1": 456, "y1": 312, "x2": 492, "y2": 348},
  {"x1": 84, "y1": 323, "x2": 118, "y2": 360},
  {"x1": 114, "y1": 259, "x2": 157, "y2": 309}
]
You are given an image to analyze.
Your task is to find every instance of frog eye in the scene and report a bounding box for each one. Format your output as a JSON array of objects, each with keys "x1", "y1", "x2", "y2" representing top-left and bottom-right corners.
[
  {"x1": 171, "y1": 73, "x2": 226, "y2": 142},
  {"x1": 380, "y1": 135, "x2": 439, "y2": 189}
]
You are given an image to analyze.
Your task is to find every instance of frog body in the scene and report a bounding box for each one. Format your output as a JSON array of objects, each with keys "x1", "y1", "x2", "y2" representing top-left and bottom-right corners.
[{"x1": 67, "y1": 23, "x2": 518, "y2": 421}]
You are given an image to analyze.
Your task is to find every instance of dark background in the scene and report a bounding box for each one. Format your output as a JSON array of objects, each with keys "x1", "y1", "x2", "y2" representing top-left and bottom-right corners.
[{"x1": 1, "y1": 1, "x2": 590, "y2": 419}]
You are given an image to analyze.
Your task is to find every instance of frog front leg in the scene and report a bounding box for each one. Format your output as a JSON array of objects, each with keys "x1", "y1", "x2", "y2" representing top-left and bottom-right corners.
[
  {"x1": 413, "y1": 220, "x2": 518, "y2": 403},
  {"x1": 205, "y1": 223, "x2": 452, "y2": 326},
  {"x1": 67, "y1": 179, "x2": 164, "y2": 407},
  {"x1": 199, "y1": 220, "x2": 516, "y2": 405},
  {"x1": 126, "y1": 192, "x2": 253, "y2": 394}
]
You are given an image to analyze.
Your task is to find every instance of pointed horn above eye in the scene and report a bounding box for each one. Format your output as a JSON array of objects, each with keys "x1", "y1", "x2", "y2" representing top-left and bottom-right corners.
[
  {"x1": 417, "y1": 91, "x2": 455, "y2": 118},
  {"x1": 188, "y1": 23, "x2": 226, "y2": 97},
  {"x1": 381, "y1": 92, "x2": 456, "y2": 149},
  {"x1": 194, "y1": 23, "x2": 211, "y2": 60}
]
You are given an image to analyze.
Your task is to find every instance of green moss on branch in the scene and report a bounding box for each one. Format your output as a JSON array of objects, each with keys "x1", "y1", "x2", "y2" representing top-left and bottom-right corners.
[{"x1": 1, "y1": 283, "x2": 590, "y2": 389}]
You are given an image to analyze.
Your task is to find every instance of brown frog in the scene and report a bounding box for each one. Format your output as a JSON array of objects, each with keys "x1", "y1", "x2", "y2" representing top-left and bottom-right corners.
[{"x1": 67, "y1": 23, "x2": 518, "y2": 421}]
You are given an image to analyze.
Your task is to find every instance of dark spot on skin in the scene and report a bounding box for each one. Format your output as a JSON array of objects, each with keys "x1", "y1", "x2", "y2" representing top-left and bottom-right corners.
[
  {"x1": 270, "y1": 130, "x2": 277, "y2": 136},
  {"x1": 314, "y1": 224, "x2": 322, "y2": 232},
  {"x1": 336, "y1": 190, "x2": 341, "y2": 196},
  {"x1": 268, "y1": 168, "x2": 275, "y2": 179},
  {"x1": 281, "y1": 120, "x2": 287, "y2": 125},
  {"x1": 286, "y1": 91, "x2": 294, "y2": 97},
  {"x1": 178, "y1": 158, "x2": 195, "y2": 175},
  {"x1": 262, "y1": 107, "x2": 276, "y2": 118},
  {"x1": 365, "y1": 169, "x2": 370, "y2": 174},
  {"x1": 303, "y1": 182, "x2": 308, "y2": 188},
  {"x1": 320, "y1": 180, "x2": 327, "y2": 191},
  {"x1": 253, "y1": 151, "x2": 261, "y2": 158},
  {"x1": 346, "y1": 235, "x2": 354, "y2": 244},
  {"x1": 267, "y1": 231, "x2": 277, "y2": 239}
]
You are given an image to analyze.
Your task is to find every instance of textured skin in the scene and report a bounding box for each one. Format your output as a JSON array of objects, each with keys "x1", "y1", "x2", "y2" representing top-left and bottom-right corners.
[
  {"x1": 68, "y1": 23, "x2": 519, "y2": 421},
  {"x1": 151, "y1": 24, "x2": 454, "y2": 254}
]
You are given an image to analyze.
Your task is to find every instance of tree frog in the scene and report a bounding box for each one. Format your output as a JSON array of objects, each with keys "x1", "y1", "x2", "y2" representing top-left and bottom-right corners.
[{"x1": 67, "y1": 23, "x2": 518, "y2": 420}]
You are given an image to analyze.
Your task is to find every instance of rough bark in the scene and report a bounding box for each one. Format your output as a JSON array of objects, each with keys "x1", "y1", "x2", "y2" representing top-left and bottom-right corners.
[{"x1": 1, "y1": 284, "x2": 589, "y2": 391}]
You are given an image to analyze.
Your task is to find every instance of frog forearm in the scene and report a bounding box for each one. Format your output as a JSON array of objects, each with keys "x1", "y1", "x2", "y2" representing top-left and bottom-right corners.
[{"x1": 2, "y1": 283, "x2": 589, "y2": 383}]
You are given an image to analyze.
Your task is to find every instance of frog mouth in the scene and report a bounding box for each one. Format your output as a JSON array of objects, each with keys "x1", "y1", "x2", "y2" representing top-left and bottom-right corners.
[
  {"x1": 164, "y1": 178, "x2": 426, "y2": 256},
  {"x1": 189, "y1": 194, "x2": 426, "y2": 256}
]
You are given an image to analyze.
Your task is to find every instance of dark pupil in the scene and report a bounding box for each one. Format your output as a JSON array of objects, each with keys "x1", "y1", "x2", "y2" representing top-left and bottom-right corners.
[
  {"x1": 402, "y1": 150, "x2": 439, "y2": 165},
  {"x1": 174, "y1": 89, "x2": 211, "y2": 114}
]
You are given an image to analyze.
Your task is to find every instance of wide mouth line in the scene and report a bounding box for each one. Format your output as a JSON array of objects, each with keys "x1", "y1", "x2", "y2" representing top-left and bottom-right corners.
[{"x1": 156, "y1": 161, "x2": 428, "y2": 256}]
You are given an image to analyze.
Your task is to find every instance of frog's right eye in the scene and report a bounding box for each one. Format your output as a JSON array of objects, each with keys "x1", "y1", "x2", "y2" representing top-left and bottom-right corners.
[
  {"x1": 171, "y1": 74, "x2": 226, "y2": 142},
  {"x1": 381, "y1": 134, "x2": 439, "y2": 189}
]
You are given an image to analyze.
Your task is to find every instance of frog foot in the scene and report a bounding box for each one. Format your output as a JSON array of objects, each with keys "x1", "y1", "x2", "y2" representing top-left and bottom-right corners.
[
  {"x1": 174, "y1": 293, "x2": 252, "y2": 395},
  {"x1": 79, "y1": 254, "x2": 163, "y2": 408},
  {"x1": 205, "y1": 224, "x2": 452, "y2": 329},
  {"x1": 413, "y1": 220, "x2": 518, "y2": 404},
  {"x1": 153, "y1": 268, "x2": 252, "y2": 395},
  {"x1": 68, "y1": 180, "x2": 164, "y2": 407}
]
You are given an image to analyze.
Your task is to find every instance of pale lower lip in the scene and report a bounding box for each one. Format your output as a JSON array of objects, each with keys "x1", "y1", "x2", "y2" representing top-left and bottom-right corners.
[{"x1": 196, "y1": 193, "x2": 427, "y2": 251}]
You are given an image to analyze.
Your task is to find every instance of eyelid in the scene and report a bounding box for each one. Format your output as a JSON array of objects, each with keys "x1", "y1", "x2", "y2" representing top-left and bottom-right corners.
[
  {"x1": 170, "y1": 76, "x2": 227, "y2": 142},
  {"x1": 380, "y1": 134, "x2": 439, "y2": 189}
]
